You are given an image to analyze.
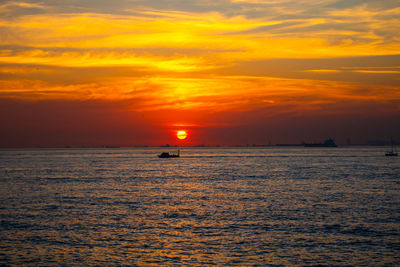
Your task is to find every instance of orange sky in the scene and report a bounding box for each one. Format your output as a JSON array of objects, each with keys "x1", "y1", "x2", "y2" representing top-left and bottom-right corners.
[{"x1": 1, "y1": 0, "x2": 399, "y2": 147}]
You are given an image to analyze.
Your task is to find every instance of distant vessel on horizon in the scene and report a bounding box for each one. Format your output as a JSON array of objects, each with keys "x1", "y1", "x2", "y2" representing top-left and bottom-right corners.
[
  {"x1": 158, "y1": 150, "x2": 180, "y2": 158},
  {"x1": 304, "y1": 138, "x2": 338, "y2": 147},
  {"x1": 385, "y1": 138, "x2": 397, "y2": 156}
]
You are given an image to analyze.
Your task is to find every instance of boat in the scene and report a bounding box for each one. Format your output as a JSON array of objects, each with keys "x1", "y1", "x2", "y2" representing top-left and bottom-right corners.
[
  {"x1": 385, "y1": 138, "x2": 398, "y2": 156},
  {"x1": 304, "y1": 138, "x2": 338, "y2": 147},
  {"x1": 158, "y1": 150, "x2": 180, "y2": 158}
]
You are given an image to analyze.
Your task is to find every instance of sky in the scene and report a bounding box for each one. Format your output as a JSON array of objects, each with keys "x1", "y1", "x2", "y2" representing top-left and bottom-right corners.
[{"x1": 0, "y1": 0, "x2": 399, "y2": 147}]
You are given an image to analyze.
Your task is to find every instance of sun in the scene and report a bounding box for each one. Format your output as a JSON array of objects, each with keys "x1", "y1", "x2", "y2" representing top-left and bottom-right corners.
[{"x1": 176, "y1": 130, "x2": 188, "y2": 140}]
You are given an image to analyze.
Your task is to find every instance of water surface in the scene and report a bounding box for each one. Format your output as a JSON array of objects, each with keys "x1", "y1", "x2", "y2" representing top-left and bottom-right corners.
[{"x1": 0, "y1": 147, "x2": 399, "y2": 265}]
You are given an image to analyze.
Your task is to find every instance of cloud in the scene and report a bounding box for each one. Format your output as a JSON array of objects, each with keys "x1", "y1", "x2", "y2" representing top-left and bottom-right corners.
[
  {"x1": 349, "y1": 70, "x2": 400, "y2": 74},
  {"x1": 1, "y1": 3, "x2": 398, "y2": 59},
  {"x1": 302, "y1": 69, "x2": 342, "y2": 73},
  {"x1": 0, "y1": 1, "x2": 48, "y2": 18},
  {"x1": 2, "y1": 72, "x2": 399, "y2": 117}
]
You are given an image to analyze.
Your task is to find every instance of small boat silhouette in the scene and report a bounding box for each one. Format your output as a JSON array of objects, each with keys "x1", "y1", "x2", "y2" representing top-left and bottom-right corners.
[
  {"x1": 385, "y1": 138, "x2": 398, "y2": 156},
  {"x1": 158, "y1": 150, "x2": 180, "y2": 158}
]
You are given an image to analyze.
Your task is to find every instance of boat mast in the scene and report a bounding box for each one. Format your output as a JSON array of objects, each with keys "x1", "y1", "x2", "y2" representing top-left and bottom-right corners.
[{"x1": 391, "y1": 137, "x2": 395, "y2": 153}]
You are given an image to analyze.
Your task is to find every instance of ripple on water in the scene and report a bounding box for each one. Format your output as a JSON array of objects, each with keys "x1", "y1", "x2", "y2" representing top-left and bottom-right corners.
[{"x1": 0, "y1": 147, "x2": 399, "y2": 265}]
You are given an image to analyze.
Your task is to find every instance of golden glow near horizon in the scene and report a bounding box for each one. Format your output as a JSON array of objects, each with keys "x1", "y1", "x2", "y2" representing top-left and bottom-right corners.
[{"x1": 0, "y1": 0, "x2": 399, "y2": 135}]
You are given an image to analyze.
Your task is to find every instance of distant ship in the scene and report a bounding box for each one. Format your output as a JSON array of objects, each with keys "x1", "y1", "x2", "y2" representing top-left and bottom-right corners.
[
  {"x1": 385, "y1": 138, "x2": 397, "y2": 156},
  {"x1": 304, "y1": 138, "x2": 338, "y2": 147},
  {"x1": 158, "y1": 150, "x2": 180, "y2": 158}
]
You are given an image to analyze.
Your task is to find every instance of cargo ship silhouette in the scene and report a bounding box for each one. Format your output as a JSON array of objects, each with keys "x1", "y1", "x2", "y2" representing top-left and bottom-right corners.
[{"x1": 303, "y1": 138, "x2": 338, "y2": 147}]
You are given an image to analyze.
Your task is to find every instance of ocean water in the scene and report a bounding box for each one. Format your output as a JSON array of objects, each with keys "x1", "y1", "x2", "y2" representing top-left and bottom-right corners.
[{"x1": 0, "y1": 147, "x2": 399, "y2": 266}]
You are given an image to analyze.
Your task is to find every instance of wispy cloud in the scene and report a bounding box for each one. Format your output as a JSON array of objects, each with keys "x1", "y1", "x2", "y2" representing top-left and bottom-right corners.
[
  {"x1": 350, "y1": 70, "x2": 400, "y2": 74},
  {"x1": 302, "y1": 69, "x2": 342, "y2": 73}
]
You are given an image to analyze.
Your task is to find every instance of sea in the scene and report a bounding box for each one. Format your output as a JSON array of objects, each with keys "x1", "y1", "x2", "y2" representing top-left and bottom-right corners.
[{"x1": 0, "y1": 147, "x2": 399, "y2": 266}]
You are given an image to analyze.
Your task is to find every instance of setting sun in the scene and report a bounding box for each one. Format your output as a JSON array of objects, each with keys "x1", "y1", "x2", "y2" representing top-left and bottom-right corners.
[{"x1": 176, "y1": 130, "x2": 188, "y2": 140}]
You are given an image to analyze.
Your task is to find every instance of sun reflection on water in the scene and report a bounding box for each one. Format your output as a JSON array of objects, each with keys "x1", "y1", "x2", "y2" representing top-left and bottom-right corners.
[{"x1": 0, "y1": 147, "x2": 399, "y2": 265}]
